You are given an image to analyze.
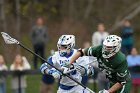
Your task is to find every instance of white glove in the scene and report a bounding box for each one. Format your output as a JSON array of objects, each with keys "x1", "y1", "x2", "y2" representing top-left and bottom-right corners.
[
  {"x1": 62, "y1": 63, "x2": 86, "y2": 76},
  {"x1": 52, "y1": 71, "x2": 60, "y2": 79},
  {"x1": 62, "y1": 67, "x2": 71, "y2": 74},
  {"x1": 48, "y1": 69, "x2": 60, "y2": 79},
  {"x1": 62, "y1": 61, "x2": 71, "y2": 68},
  {"x1": 99, "y1": 89, "x2": 109, "y2": 93}
]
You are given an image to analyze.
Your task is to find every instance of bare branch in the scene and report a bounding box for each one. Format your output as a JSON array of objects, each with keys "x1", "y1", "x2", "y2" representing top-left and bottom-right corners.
[
  {"x1": 109, "y1": 1, "x2": 140, "y2": 32},
  {"x1": 115, "y1": 1, "x2": 140, "y2": 23},
  {"x1": 69, "y1": 0, "x2": 75, "y2": 17},
  {"x1": 84, "y1": 0, "x2": 94, "y2": 19}
]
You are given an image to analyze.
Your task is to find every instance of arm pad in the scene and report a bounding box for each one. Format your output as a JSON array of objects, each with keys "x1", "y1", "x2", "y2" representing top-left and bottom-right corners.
[{"x1": 40, "y1": 63, "x2": 48, "y2": 74}]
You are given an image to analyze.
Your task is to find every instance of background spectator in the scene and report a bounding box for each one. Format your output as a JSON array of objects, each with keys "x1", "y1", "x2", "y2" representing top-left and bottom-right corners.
[
  {"x1": 127, "y1": 48, "x2": 140, "y2": 93},
  {"x1": 40, "y1": 50, "x2": 55, "y2": 93},
  {"x1": 10, "y1": 54, "x2": 31, "y2": 93},
  {"x1": 121, "y1": 19, "x2": 134, "y2": 55},
  {"x1": 92, "y1": 23, "x2": 109, "y2": 90},
  {"x1": 92, "y1": 23, "x2": 109, "y2": 46},
  {"x1": 0, "y1": 55, "x2": 8, "y2": 93},
  {"x1": 30, "y1": 17, "x2": 48, "y2": 69}
]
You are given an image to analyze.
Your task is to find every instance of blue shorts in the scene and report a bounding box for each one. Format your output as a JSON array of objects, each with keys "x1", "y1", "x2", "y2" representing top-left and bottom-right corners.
[
  {"x1": 81, "y1": 76, "x2": 88, "y2": 86},
  {"x1": 42, "y1": 74, "x2": 55, "y2": 85}
]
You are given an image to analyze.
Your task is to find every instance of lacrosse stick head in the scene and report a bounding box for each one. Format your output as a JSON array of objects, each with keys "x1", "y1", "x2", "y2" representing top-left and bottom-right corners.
[{"x1": 1, "y1": 32, "x2": 19, "y2": 44}]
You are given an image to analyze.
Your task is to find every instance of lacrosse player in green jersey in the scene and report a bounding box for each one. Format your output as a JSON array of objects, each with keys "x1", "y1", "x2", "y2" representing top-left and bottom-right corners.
[{"x1": 64, "y1": 35, "x2": 132, "y2": 93}]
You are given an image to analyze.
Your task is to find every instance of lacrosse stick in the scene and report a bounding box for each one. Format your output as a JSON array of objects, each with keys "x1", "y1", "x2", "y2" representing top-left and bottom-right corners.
[{"x1": 1, "y1": 32, "x2": 95, "y2": 93}]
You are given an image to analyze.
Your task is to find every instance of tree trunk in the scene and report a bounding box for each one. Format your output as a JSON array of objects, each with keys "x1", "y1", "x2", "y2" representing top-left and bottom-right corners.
[{"x1": 15, "y1": 0, "x2": 21, "y2": 53}]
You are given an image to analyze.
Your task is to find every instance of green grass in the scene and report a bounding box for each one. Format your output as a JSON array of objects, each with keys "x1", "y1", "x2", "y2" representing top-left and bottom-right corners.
[
  {"x1": 6, "y1": 75, "x2": 42, "y2": 93},
  {"x1": 26, "y1": 75, "x2": 42, "y2": 93},
  {"x1": 6, "y1": 76, "x2": 11, "y2": 93}
]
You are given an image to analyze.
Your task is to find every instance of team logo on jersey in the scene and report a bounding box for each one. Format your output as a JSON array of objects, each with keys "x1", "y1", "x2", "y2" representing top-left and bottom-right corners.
[
  {"x1": 98, "y1": 59, "x2": 113, "y2": 78},
  {"x1": 59, "y1": 60, "x2": 69, "y2": 66}
]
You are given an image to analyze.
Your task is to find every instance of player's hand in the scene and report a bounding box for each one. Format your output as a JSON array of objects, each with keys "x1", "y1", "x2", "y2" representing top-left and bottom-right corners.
[
  {"x1": 52, "y1": 71, "x2": 60, "y2": 79},
  {"x1": 98, "y1": 89, "x2": 109, "y2": 93},
  {"x1": 48, "y1": 69, "x2": 60, "y2": 79},
  {"x1": 62, "y1": 61, "x2": 71, "y2": 68},
  {"x1": 62, "y1": 67, "x2": 71, "y2": 74}
]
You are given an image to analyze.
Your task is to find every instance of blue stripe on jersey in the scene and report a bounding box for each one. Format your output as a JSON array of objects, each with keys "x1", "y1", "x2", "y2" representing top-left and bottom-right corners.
[
  {"x1": 40, "y1": 64, "x2": 47, "y2": 70},
  {"x1": 59, "y1": 84, "x2": 75, "y2": 90},
  {"x1": 47, "y1": 57, "x2": 53, "y2": 67}
]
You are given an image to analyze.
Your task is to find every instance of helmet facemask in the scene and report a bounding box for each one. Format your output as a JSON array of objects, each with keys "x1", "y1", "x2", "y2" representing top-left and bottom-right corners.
[
  {"x1": 102, "y1": 44, "x2": 121, "y2": 58},
  {"x1": 102, "y1": 35, "x2": 122, "y2": 58},
  {"x1": 57, "y1": 44, "x2": 71, "y2": 56}
]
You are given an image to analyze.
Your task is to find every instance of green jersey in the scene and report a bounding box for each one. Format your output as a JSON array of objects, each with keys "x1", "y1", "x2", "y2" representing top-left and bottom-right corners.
[{"x1": 84, "y1": 45, "x2": 131, "y2": 84}]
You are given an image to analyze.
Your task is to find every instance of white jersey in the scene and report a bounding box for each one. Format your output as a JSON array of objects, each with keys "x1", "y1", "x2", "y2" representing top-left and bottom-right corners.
[{"x1": 49, "y1": 49, "x2": 91, "y2": 86}]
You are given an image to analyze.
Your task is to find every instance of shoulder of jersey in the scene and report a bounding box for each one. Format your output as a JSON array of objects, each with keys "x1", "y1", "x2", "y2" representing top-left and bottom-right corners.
[
  {"x1": 116, "y1": 51, "x2": 126, "y2": 63},
  {"x1": 51, "y1": 51, "x2": 60, "y2": 57}
]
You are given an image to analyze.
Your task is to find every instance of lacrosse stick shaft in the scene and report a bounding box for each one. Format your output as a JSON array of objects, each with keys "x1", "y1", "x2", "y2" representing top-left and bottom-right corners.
[
  {"x1": 86, "y1": 88, "x2": 95, "y2": 93},
  {"x1": 18, "y1": 43, "x2": 95, "y2": 92}
]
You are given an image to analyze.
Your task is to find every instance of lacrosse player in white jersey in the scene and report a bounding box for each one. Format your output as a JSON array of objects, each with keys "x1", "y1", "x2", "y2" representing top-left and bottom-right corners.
[{"x1": 40, "y1": 35, "x2": 95, "y2": 93}]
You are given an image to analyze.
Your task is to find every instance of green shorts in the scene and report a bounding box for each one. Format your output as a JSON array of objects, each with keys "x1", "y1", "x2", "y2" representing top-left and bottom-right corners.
[{"x1": 109, "y1": 80, "x2": 132, "y2": 93}]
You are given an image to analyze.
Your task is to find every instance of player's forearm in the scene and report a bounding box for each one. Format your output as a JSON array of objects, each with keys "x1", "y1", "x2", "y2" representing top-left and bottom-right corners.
[
  {"x1": 70, "y1": 51, "x2": 81, "y2": 64},
  {"x1": 108, "y1": 82, "x2": 122, "y2": 93}
]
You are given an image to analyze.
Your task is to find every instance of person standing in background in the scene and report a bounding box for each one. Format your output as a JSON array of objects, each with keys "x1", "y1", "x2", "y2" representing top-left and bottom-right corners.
[
  {"x1": 30, "y1": 17, "x2": 48, "y2": 69},
  {"x1": 10, "y1": 54, "x2": 31, "y2": 93},
  {"x1": 121, "y1": 19, "x2": 134, "y2": 55},
  {"x1": 92, "y1": 23, "x2": 109, "y2": 91},
  {"x1": 92, "y1": 23, "x2": 109, "y2": 46},
  {"x1": 127, "y1": 48, "x2": 140, "y2": 93},
  {"x1": 0, "y1": 55, "x2": 8, "y2": 93}
]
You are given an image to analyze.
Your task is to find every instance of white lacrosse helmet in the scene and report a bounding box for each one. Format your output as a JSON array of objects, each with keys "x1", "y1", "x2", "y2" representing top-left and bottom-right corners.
[
  {"x1": 102, "y1": 35, "x2": 122, "y2": 58},
  {"x1": 57, "y1": 35, "x2": 75, "y2": 56}
]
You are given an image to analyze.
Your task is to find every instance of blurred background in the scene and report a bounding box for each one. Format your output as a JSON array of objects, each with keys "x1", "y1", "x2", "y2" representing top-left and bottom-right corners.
[{"x1": 0, "y1": 0, "x2": 140, "y2": 93}]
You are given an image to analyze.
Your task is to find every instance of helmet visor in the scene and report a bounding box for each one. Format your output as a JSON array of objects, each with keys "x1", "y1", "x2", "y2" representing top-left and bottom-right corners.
[
  {"x1": 57, "y1": 44, "x2": 69, "y2": 50},
  {"x1": 104, "y1": 46, "x2": 116, "y2": 52}
]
